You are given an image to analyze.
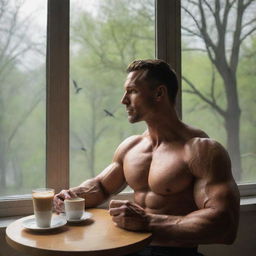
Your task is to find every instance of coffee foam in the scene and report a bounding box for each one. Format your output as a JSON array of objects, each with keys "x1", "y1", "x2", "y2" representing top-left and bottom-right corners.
[
  {"x1": 33, "y1": 192, "x2": 54, "y2": 198},
  {"x1": 64, "y1": 197, "x2": 84, "y2": 202}
]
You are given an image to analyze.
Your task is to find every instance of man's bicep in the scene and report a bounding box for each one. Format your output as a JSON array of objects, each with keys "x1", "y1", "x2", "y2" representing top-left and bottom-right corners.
[
  {"x1": 95, "y1": 135, "x2": 140, "y2": 195},
  {"x1": 97, "y1": 162, "x2": 126, "y2": 195},
  {"x1": 189, "y1": 138, "x2": 240, "y2": 211},
  {"x1": 194, "y1": 178, "x2": 239, "y2": 211}
]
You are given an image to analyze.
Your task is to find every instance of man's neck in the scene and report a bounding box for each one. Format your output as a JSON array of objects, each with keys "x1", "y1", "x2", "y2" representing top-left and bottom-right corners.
[{"x1": 144, "y1": 107, "x2": 184, "y2": 148}]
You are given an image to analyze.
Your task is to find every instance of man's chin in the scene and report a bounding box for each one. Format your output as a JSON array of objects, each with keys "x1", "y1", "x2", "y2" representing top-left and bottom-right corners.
[{"x1": 128, "y1": 116, "x2": 140, "y2": 123}]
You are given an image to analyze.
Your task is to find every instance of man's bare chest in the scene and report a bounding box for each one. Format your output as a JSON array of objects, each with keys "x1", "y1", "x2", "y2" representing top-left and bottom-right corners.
[{"x1": 123, "y1": 143, "x2": 193, "y2": 195}]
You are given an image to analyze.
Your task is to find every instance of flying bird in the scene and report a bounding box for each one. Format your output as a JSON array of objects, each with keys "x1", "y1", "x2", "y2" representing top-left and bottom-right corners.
[
  {"x1": 104, "y1": 109, "x2": 115, "y2": 118},
  {"x1": 72, "y1": 79, "x2": 82, "y2": 94}
]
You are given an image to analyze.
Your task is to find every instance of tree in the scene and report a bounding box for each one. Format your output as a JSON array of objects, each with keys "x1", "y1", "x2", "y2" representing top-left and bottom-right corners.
[
  {"x1": 0, "y1": 0, "x2": 45, "y2": 194},
  {"x1": 181, "y1": 0, "x2": 256, "y2": 180}
]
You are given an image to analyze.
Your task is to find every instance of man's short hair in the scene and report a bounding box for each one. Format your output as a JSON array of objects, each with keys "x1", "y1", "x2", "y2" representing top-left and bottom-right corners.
[{"x1": 126, "y1": 59, "x2": 179, "y2": 103}]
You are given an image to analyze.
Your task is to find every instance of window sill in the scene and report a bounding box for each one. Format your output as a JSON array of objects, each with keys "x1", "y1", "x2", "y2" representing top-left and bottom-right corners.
[
  {"x1": 240, "y1": 195, "x2": 256, "y2": 211},
  {"x1": 1, "y1": 195, "x2": 255, "y2": 229}
]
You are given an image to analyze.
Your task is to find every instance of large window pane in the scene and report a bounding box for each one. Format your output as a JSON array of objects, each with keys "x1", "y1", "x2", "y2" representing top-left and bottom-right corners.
[
  {"x1": 0, "y1": 0, "x2": 46, "y2": 196},
  {"x1": 181, "y1": 1, "x2": 256, "y2": 183},
  {"x1": 70, "y1": 0, "x2": 155, "y2": 186}
]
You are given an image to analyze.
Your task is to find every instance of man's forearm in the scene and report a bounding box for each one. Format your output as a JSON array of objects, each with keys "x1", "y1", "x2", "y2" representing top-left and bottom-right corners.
[
  {"x1": 147, "y1": 208, "x2": 236, "y2": 245},
  {"x1": 70, "y1": 178, "x2": 110, "y2": 208}
]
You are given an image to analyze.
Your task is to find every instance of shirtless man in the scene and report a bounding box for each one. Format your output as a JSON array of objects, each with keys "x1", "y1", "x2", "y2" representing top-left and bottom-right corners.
[{"x1": 54, "y1": 59, "x2": 240, "y2": 256}]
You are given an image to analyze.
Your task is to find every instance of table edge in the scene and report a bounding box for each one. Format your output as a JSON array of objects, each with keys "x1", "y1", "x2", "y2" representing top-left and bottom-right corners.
[{"x1": 6, "y1": 208, "x2": 153, "y2": 256}]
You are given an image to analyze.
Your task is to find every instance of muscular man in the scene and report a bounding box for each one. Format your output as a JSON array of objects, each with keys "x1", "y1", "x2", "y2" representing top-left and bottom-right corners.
[{"x1": 54, "y1": 59, "x2": 240, "y2": 256}]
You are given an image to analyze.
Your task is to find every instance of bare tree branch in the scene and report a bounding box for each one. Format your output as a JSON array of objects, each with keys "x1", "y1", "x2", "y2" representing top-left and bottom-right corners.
[
  {"x1": 243, "y1": 0, "x2": 255, "y2": 9},
  {"x1": 209, "y1": 65, "x2": 217, "y2": 105},
  {"x1": 70, "y1": 131, "x2": 87, "y2": 151},
  {"x1": 182, "y1": 48, "x2": 207, "y2": 52},
  {"x1": 109, "y1": 22, "x2": 126, "y2": 68},
  {"x1": 181, "y1": 6, "x2": 202, "y2": 33},
  {"x1": 8, "y1": 91, "x2": 43, "y2": 146},
  {"x1": 230, "y1": 0, "x2": 237, "y2": 7},
  {"x1": 0, "y1": 0, "x2": 8, "y2": 21},
  {"x1": 181, "y1": 26, "x2": 202, "y2": 38},
  {"x1": 197, "y1": 0, "x2": 217, "y2": 65},
  {"x1": 187, "y1": 0, "x2": 198, "y2": 6},
  {"x1": 202, "y1": 0, "x2": 214, "y2": 16},
  {"x1": 240, "y1": 26, "x2": 256, "y2": 43},
  {"x1": 214, "y1": 0, "x2": 221, "y2": 31},
  {"x1": 182, "y1": 75, "x2": 226, "y2": 117},
  {"x1": 0, "y1": 2, "x2": 20, "y2": 61},
  {"x1": 230, "y1": 0, "x2": 244, "y2": 72},
  {"x1": 0, "y1": 43, "x2": 34, "y2": 74},
  {"x1": 241, "y1": 17, "x2": 256, "y2": 29},
  {"x1": 222, "y1": 0, "x2": 234, "y2": 33}
]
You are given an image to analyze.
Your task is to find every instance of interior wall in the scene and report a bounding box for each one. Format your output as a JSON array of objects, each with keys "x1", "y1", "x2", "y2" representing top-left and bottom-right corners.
[
  {"x1": 0, "y1": 228, "x2": 28, "y2": 256},
  {"x1": 199, "y1": 210, "x2": 256, "y2": 256}
]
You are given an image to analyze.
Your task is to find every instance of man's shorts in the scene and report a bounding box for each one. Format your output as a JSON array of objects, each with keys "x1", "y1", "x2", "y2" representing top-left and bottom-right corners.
[{"x1": 126, "y1": 245, "x2": 204, "y2": 256}]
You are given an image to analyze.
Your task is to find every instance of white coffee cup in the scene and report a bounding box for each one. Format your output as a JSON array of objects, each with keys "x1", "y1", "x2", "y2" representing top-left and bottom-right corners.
[
  {"x1": 32, "y1": 188, "x2": 54, "y2": 228},
  {"x1": 64, "y1": 197, "x2": 85, "y2": 220}
]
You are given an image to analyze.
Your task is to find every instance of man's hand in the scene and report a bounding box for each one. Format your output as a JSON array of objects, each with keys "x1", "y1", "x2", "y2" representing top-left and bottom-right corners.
[
  {"x1": 53, "y1": 189, "x2": 77, "y2": 213},
  {"x1": 109, "y1": 200, "x2": 150, "y2": 231}
]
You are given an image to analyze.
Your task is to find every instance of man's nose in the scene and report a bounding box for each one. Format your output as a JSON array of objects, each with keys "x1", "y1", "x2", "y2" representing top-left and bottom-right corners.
[{"x1": 121, "y1": 93, "x2": 129, "y2": 105}]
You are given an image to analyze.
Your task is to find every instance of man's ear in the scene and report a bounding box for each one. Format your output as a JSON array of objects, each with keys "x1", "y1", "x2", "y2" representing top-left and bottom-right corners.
[{"x1": 155, "y1": 85, "x2": 167, "y2": 101}]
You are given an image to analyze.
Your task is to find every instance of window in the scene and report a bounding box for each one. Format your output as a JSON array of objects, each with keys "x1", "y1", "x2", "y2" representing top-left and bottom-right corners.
[
  {"x1": 0, "y1": 0, "x2": 67, "y2": 217},
  {"x1": 0, "y1": 0, "x2": 254, "y2": 217}
]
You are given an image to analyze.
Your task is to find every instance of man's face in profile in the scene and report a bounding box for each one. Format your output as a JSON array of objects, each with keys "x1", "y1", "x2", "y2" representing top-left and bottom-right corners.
[{"x1": 121, "y1": 71, "x2": 155, "y2": 123}]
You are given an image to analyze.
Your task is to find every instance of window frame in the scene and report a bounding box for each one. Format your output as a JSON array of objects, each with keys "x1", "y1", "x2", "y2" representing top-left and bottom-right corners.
[
  {"x1": 0, "y1": 0, "x2": 255, "y2": 218},
  {"x1": 0, "y1": 0, "x2": 70, "y2": 217}
]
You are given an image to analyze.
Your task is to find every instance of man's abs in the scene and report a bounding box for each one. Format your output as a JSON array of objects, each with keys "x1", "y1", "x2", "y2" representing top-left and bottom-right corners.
[{"x1": 133, "y1": 187, "x2": 197, "y2": 216}]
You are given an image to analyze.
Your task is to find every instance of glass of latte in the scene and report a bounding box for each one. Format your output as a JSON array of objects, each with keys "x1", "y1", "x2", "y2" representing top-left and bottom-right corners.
[{"x1": 32, "y1": 188, "x2": 55, "y2": 228}]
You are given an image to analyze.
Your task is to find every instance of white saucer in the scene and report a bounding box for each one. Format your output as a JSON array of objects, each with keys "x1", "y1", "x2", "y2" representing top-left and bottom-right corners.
[
  {"x1": 22, "y1": 215, "x2": 67, "y2": 231},
  {"x1": 63, "y1": 211, "x2": 93, "y2": 223}
]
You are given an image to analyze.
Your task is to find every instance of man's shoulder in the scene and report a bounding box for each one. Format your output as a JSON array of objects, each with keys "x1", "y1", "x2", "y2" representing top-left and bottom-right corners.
[
  {"x1": 183, "y1": 123, "x2": 209, "y2": 139},
  {"x1": 120, "y1": 134, "x2": 143, "y2": 148},
  {"x1": 185, "y1": 137, "x2": 225, "y2": 154},
  {"x1": 113, "y1": 135, "x2": 143, "y2": 161},
  {"x1": 184, "y1": 137, "x2": 231, "y2": 177}
]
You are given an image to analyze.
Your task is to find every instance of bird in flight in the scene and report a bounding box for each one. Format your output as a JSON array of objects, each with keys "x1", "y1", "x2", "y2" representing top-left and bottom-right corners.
[
  {"x1": 72, "y1": 79, "x2": 82, "y2": 94},
  {"x1": 104, "y1": 109, "x2": 115, "y2": 118}
]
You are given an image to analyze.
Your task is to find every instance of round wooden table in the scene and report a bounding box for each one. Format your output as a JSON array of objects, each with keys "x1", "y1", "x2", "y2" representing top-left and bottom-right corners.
[{"x1": 6, "y1": 208, "x2": 152, "y2": 256}]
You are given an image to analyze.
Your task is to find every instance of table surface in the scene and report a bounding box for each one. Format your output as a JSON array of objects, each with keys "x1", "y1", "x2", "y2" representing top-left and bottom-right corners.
[{"x1": 6, "y1": 208, "x2": 152, "y2": 256}]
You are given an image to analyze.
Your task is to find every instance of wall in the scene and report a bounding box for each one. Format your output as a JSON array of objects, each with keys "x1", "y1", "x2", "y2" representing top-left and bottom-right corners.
[
  {"x1": 199, "y1": 209, "x2": 256, "y2": 256},
  {"x1": 0, "y1": 228, "x2": 28, "y2": 256}
]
